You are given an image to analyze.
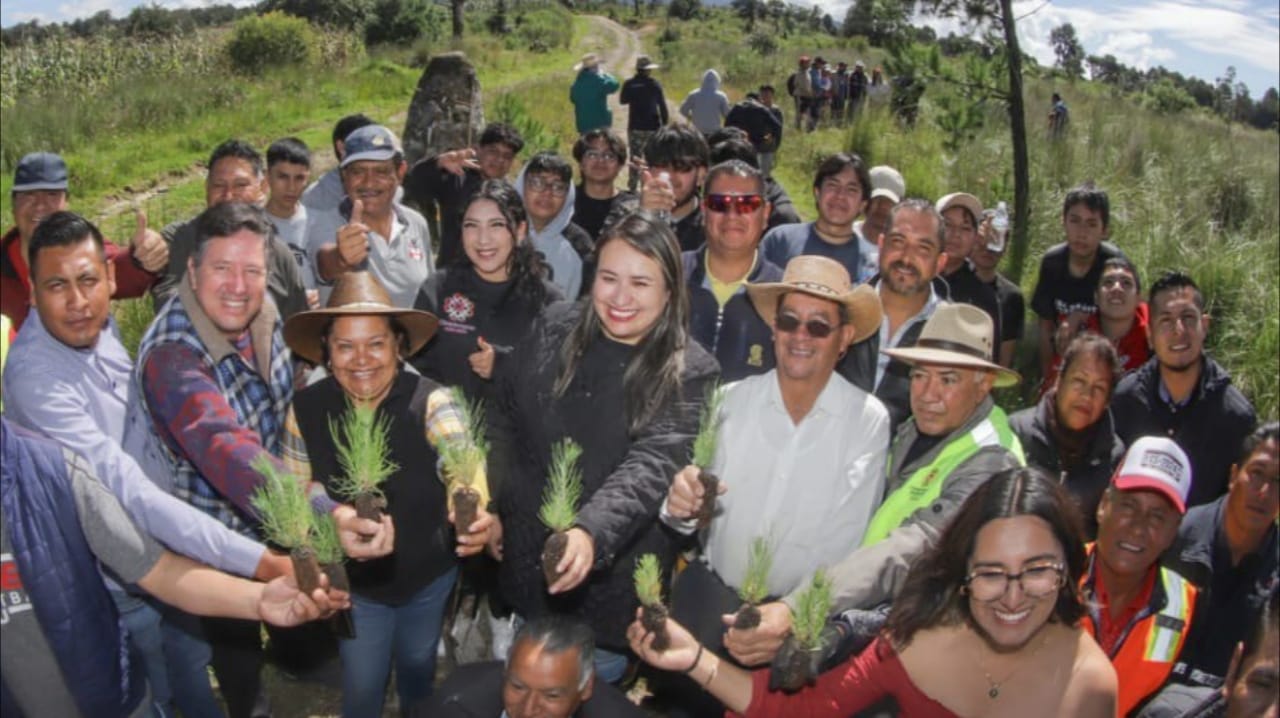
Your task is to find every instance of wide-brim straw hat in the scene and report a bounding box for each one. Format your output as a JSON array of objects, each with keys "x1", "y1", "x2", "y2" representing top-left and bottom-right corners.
[
  {"x1": 284, "y1": 271, "x2": 438, "y2": 365},
  {"x1": 574, "y1": 53, "x2": 599, "y2": 72},
  {"x1": 882, "y1": 302, "x2": 1021, "y2": 387},
  {"x1": 746, "y1": 255, "x2": 883, "y2": 346}
]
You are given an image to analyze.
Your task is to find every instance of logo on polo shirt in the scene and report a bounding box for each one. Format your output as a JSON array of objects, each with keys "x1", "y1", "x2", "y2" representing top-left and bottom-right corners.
[
  {"x1": 408, "y1": 237, "x2": 425, "y2": 261},
  {"x1": 443, "y1": 292, "x2": 475, "y2": 323}
]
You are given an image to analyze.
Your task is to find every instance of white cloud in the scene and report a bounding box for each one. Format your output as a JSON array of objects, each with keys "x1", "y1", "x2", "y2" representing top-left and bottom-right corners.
[{"x1": 10, "y1": 10, "x2": 51, "y2": 23}]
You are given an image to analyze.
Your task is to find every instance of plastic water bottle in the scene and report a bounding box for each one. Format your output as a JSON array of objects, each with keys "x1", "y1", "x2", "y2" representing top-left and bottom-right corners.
[
  {"x1": 989, "y1": 201, "x2": 1009, "y2": 252},
  {"x1": 655, "y1": 171, "x2": 672, "y2": 224}
]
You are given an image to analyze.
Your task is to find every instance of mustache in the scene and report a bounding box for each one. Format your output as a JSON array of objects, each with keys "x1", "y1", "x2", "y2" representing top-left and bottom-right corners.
[{"x1": 889, "y1": 261, "x2": 919, "y2": 277}]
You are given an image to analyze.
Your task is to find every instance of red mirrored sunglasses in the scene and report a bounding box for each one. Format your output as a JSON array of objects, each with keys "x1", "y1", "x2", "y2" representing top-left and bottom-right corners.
[{"x1": 704, "y1": 193, "x2": 765, "y2": 215}]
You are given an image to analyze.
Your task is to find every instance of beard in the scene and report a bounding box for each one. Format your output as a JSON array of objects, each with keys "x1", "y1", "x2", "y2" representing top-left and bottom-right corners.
[{"x1": 883, "y1": 260, "x2": 926, "y2": 295}]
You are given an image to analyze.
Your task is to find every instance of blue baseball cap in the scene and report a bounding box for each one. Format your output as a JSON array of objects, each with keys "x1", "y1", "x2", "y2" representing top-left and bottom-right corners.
[
  {"x1": 341, "y1": 125, "x2": 402, "y2": 168},
  {"x1": 13, "y1": 152, "x2": 69, "y2": 193}
]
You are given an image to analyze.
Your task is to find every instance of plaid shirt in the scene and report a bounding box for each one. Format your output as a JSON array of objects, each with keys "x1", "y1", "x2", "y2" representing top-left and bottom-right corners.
[{"x1": 130, "y1": 283, "x2": 293, "y2": 537}]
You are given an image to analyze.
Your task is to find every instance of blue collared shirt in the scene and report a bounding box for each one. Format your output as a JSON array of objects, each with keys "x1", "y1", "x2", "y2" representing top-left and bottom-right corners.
[{"x1": 3, "y1": 312, "x2": 264, "y2": 578}]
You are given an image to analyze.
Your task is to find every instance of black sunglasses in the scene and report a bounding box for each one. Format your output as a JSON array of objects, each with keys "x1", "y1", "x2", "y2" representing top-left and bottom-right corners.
[
  {"x1": 775, "y1": 313, "x2": 835, "y2": 338},
  {"x1": 704, "y1": 193, "x2": 765, "y2": 215}
]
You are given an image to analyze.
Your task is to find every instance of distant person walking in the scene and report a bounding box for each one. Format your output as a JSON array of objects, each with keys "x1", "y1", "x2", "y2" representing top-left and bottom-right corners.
[
  {"x1": 680, "y1": 69, "x2": 730, "y2": 135},
  {"x1": 620, "y1": 55, "x2": 669, "y2": 192},
  {"x1": 725, "y1": 90, "x2": 784, "y2": 178},
  {"x1": 848, "y1": 60, "x2": 869, "y2": 120},
  {"x1": 1049, "y1": 92, "x2": 1070, "y2": 138},
  {"x1": 569, "y1": 53, "x2": 620, "y2": 135}
]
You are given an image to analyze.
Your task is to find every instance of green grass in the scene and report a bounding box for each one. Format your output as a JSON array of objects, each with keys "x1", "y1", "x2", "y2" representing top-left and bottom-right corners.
[{"x1": 8, "y1": 5, "x2": 1276, "y2": 419}]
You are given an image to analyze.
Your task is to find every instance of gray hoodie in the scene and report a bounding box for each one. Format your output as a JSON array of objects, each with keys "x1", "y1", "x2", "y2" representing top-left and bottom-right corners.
[
  {"x1": 680, "y1": 69, "x2": 730, "y2": 134},
  {"x1": 514, "y1": 166, "x2": 583, "y2": 299}
]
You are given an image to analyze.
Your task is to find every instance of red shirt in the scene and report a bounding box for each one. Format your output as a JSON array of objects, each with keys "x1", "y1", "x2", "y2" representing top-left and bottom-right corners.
[
  {"x1": 0, "y1": 226, "x2": 158, "y2": 330},
  {"x1": 1042, "y1": 301, "x2": 1151, "y2": 393},
  {"x1": 1090, "y1": 561, "x2": 1158, "y2": 656},
  {"x1": 735, "y1": 636, "x2": 957, "y2": 718}
]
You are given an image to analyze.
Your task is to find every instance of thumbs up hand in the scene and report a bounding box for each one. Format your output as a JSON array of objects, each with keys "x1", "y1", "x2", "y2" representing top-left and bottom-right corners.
[
  {"x1": 336, "y1": 199, "x2": 370, "y2": 270},
  {"x1": 468, "y1": 335, "x2": 496, "y2": 380},
  {"x1": 129, "y1": 207, "x2": 169, "y2": 273}
]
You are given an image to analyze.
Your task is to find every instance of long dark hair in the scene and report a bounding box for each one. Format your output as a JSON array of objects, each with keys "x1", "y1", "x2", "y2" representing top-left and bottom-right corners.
[
  {"x1": 455, "y1": 179, "x2": 549, "y2": 308},
  {"x1": 553, "y1": 211, "x2": 689, "y2": 436},
  {"x1": 885, "y1": 467, "x2": 1088, "y2": 648}
]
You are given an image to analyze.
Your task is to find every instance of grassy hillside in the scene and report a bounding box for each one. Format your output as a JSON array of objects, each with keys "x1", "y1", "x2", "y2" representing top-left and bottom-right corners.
[{"x1": 2, "y1": 4, "x2": 1275, "y2": 419}]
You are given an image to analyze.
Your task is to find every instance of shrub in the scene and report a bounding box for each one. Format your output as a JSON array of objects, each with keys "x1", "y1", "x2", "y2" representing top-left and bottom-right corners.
[
  {"x1": 226, "y1": 12, "x2": 318, "y2": 75},
  {"x1": 1142, "y1": 79, "x2": 1196, "y2": 115},
  {"x1": 746, "y1": 31, "x2": 777, "y2": 56},
  {"x1": 510, "y1": 7, "x2": 573, "y2": 53},
  {"x1": 365, "y1": 0, "x2": 445, "y2": 46}
]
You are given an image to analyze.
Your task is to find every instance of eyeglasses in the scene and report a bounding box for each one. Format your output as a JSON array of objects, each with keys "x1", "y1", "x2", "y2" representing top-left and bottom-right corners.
[
  {"x1": 584, "y1": 149, "x2": 619, "y2": 163},
  {"x1": 775, "y1": 313, "x2": 835, "y2": 339},
  {"x1": 965, "y1": 563, "x2": 1064, "y2": 602},
  {"x1": 526, "y1": 176, "x2": 569, "y2": 197},
  {"x1": 705, "y1": 194, "x2": 765, "y2": 215}
]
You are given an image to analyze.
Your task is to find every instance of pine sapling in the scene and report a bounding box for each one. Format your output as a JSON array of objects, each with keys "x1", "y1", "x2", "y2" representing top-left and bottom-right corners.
[
  {"x1": 634, "y1": 553, "x2": 670, "y2": 651},
  {"x1": 439, "y1": 387, "x2": 487, "y2": 535},
  {"x1": 250, "y1": 455, "x2": 323, "y2": 595},
  {"x1": 690, "y1": 383, "x2": 725, "y2": 528},
  {"x1": 313, "y1": 513, "x2": 355, "y2": 638},
  {"x1": 538, "y1": 438, "x2": 584, "y2": 586},
  {"x1": 329, "y1": 401, "x2": 397, "y2": 522},
  {"x1": 733, "y1": 535, "x2": 774, "y2": 630},
  {"x1": 775, "y1": 569, "x2": 833, "y2": 692}
]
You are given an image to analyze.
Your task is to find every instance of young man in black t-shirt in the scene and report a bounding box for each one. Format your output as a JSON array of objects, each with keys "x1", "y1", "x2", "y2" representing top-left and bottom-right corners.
[
  {"x1": 571, "y1": 128, "x2": 635, "y2": 243},
  {"x1": 970, "y1": 220, "x2": 1024, "y2": 368},
  {"x1": 1031, "y1": 181, "x2": 1125, "y2": 382},
  {"x1": 935, "y1": 192, "x2": 1002, "y2": 349}
]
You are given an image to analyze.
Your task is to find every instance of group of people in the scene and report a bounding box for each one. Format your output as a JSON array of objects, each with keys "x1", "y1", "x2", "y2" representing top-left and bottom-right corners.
[
  {"x1": 0, "y1": 88, "x2": 1274, "y2": 718},
  {"x1": 787, "y1": 55, "x2": 887, "y2": 132}
]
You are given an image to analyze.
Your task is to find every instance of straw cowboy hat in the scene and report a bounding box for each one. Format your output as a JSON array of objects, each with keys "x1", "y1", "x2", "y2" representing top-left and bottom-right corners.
[
  {"x1": 746, "y1": 255, "x2": 883, "y2": 346},
  {"x1": 284, "y1": 271, "x2": 438, "y2": 365},
  {"x1": 882, "y1": 302, "x2": 1021, "y2": 387},
  {"x1": 573, "y1": 53, "x2": 600, "y2": 72}
]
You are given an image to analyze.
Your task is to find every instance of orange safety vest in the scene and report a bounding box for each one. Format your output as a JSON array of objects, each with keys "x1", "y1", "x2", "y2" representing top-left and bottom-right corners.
[{"x1": 1081, "y1": 544, "x2": 1197, "y2": 716}]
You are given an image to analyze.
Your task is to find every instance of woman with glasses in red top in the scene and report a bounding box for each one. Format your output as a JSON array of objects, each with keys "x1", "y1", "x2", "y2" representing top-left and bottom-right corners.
[{"x1": 629, "y1": 467, "x2": 1119, "y2": 717}]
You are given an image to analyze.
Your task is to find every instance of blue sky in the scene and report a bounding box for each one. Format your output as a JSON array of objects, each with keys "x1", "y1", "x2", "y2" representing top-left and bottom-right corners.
[{"x1": 2, "y1": 0, "x2": 1278, "y2": 96}]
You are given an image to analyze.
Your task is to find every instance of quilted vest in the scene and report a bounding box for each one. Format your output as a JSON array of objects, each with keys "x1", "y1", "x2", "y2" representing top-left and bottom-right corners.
[{"x1": 0, "y1": 418, "x2": 145, "y2": 717}]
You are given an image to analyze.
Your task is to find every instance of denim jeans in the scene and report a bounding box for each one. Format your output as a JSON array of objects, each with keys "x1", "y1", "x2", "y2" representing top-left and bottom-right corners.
[
  {"x1": 159, "y1": 607, "x2": 224, "y2": 718},
  {"x1": 112, "y1": 590, "x2": 170, "y2": 716},
  {"x1": 340, "y1": 567, "x2": 458, "y2": 718}
]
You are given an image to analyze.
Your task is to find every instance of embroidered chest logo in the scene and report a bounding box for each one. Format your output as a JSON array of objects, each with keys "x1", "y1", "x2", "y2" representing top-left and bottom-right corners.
[
  {"x1": 747, "y1": 344, "x2": 764, "y2": 367},
  {"x1": 443, "y1": 293, "x2": 475, "y2": 323},
  {"x1": 408, "y1": 238, "x2": 425, "y2": 261}
]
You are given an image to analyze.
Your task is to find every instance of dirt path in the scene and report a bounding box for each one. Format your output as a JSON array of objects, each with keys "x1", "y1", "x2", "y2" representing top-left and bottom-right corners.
[{"x1": 94, "y1": 17, "x2": 655, "y2": 224}]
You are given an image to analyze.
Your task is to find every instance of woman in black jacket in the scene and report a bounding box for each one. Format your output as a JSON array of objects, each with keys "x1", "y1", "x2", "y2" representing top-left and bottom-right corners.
[
  {"x1": 1010, "y1": 332, "x2": 1126, "y2": 538},
  {"x1": 412, "y1": 180, "x2": 563, "y2": 401},
  {"x1": 486, "y1": 211, "x2": 720, "y2": 683}
]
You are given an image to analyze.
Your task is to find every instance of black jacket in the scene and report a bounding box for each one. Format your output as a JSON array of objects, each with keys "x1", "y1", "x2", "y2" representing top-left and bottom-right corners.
[
  {"x1": 411, "y1": 267, "x2": 564, "y2": 404},
  {"x1": 682, "y1": 249, "x2": 782, "y2": 381},
  {"x1": 726, "y1": 98, "x2": 783, "y2": 152},
  {"x1": 1009, "y1": 394, "x2": 1124, "y2": 538},
  {"x1": 402, "y1": 158, "x2": 485, "y2": 267},
  {"x1": 1162, "y1": 495, "x2": 1279, "y2": 690},
  {"x1": 619, "y1": 75, "x2": 669, "y2": 131},
  {"x1": 417, "y1": 660, "x2": 645, "y2": 717},
  {"x1": 764, "y1": 178, "x2": 801, "y2": 231},
  {"x1": 838, "y1": 276, "x2": 936, "y2": 435},
  {"x1": 1111, "y1": 356, "x2": 1256, "y2": 508},
  {"x1": 488, "y1": 303, "x2": 720, "y2": 649}
]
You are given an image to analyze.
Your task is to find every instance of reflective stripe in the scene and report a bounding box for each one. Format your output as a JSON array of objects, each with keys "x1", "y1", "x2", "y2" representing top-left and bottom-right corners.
[{"x1": 1145, "y1": 570, "x2": 1192, "y2": 663}]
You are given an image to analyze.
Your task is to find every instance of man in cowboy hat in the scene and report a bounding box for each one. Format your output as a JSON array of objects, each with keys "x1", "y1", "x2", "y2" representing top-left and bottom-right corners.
[
  {"x1": 656, "y1": 255, "x2": 890, "y2": 712},
  {"x1": 570, "y1": 52, "x2": 620, "y2": 136},
  {"x1": 725, "y1": 301, "x2": 1025, "y2": 668},
  {"x1": 123, "y1": 202, "x2": 394, "y2": 717}
]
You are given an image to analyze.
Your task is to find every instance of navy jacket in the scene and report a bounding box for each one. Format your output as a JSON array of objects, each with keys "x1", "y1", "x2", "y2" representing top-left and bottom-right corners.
[
  {"x1": 683, "y1": 250, "x2": 782, "y2": 382},
  {"x1": 1111, "y1": 356, "x2": 1256, "y2": 508},
  {"x1": 619, "y1": 74, "x2": 669, "y2": 131},
  {"x1": 0, "y1": 418, "x2": 145, "y2": 718}
]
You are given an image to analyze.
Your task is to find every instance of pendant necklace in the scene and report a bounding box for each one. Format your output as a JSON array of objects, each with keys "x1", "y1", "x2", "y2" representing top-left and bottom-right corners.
[{"x1": 973, "y1": 631, "x2": 1047, "y2": 700}]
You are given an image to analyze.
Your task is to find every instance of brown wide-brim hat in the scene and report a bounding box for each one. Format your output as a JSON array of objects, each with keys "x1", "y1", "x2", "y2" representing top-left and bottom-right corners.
[
  {"x1": 284, "y1": 271, "x2": 438, "y2": 365},
  {"x1": 746, "y1": 255, "x2": 883, "y2": 347},
  {"x1": 882, "y1": 302, "x2": 1020, "y2": 387}
]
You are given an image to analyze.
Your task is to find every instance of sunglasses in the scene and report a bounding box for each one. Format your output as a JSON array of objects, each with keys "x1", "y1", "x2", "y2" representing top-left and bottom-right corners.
[
  {"x1": 775, "y1": 313, "x2": 835, "y2": 338},
  {"x1": 705, "y1": 193, "x2": 765, "y2": 215}
]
